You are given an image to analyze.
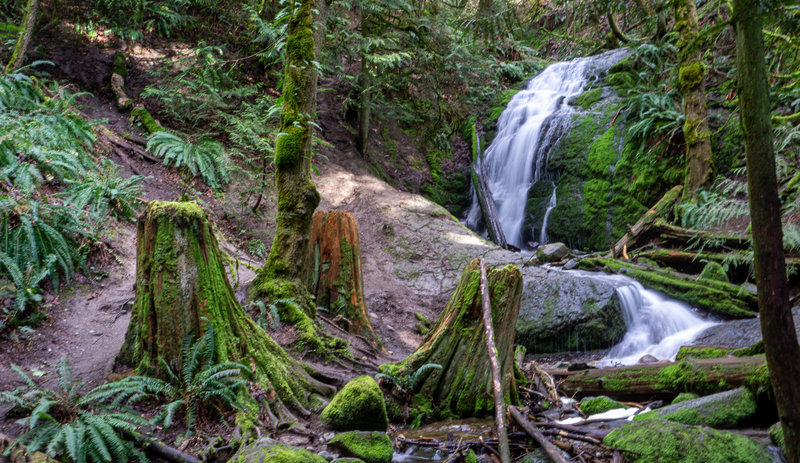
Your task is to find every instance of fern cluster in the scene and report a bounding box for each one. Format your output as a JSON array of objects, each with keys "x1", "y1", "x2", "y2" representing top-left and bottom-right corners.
[
  {"x1": 0, "y1": 357, "x2": 149, "y2": 463},
  {"x1": 146, "y1": 131, "x2": 229, "y2": 189}
]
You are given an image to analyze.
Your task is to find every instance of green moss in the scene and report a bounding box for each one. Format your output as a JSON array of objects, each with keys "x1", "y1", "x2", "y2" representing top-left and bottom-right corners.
[
  {"x1": 658, "y1": 388, "x2": 757, "y2": 428},
  {"x1": 230, "y1": 438, "x2": 326, "y2": 463},
  {"x1": 130, "y1": 105, "x2": 163, "y2": 134},
  {"x1": 327, "y1": 431, "x2": 393, "y2": 463},
  {"x1": 672, "y1": 392, "x2": 700, "y2": 404},
  {"x1": 321, "y1": 376, "x2": 388, "y2": 431},
  {"x1": 698, "y1": 261, "x2": 729, "y2": 283},
  {"x1": 769, "y1": 422, "x2": 784, "y2": 451},
  {"x1": 732, "y1": 341, "x2": 764, "y2": 357},
  {"x1": 632, "y1": 411, "x2": 658, "y2": 421},
  {"x1": 275, "y1": 124, "x2": 306, "y2": 168},
  {"x1": 675, "y1": 346, "x2": 732, "y2": 361},
  {"x1": 465, "y1": 450, "x2": 478, "y2": 463},
  {"x1": 603, "y1": 419, "x2": 771, "y2": 463},
  {"x1": 573, "y1": 88, "x2": 603, "y2": 109},
  {"x1": 678, "y1": 62, "x2": 706, "y2": 90},
  {"x1": 112, "y1": 51, "x2": 127, "y2": 78},
  {"x1": 580, "y1": 396, "x2": 625, "y2": 415},
  {"x1": 414, "y1": 312, "x2": 432, "y2": 335}
]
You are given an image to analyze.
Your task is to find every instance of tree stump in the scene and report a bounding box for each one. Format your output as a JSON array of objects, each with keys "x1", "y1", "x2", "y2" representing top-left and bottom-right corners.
[
  {"x1": 380, "y1": 259, "x2": 522, "y2": 418},
  {"x1": 306, "y1": 210, "x2": 380, "y2": 347},
  {"x1": 118, "y1": 201, "x2": 333, "y2": 419}
]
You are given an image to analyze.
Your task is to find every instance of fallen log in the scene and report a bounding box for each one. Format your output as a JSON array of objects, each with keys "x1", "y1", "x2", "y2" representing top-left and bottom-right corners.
[
  {"x1": 577, "y1": 257, "x2": 757, "y2": 318},
  {"x1": 550, "y1": 355, "x2": 768, "y2": 401},
  {"x1": 613, "y1": 186, "x2": 682, "y2": 258},
  {"x1": 508, "y1": 406, "x2": 568, "y2": 463},
  {"x1": 471, "y1": 132, "x2": 507, "y2": 248}
]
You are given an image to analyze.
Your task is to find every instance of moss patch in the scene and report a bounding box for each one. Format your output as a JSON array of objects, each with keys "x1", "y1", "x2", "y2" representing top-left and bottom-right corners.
[
  {"x1": 603, "y1": 419, "x2": 772, "y2": 463},
  {"x1": 327, "y1": 431, "x2": 393, "y2": 463},
  {"x1": 698, "y1": 261, "x2": 729, "y2": 283},
  {"x1": 231, "y1": 438, "x2": 326, "y2": 463},
  {"x1": 672, "y1": 392, "x2": 699, "y2": 404},
  {"x1": 580, "y1": 396, "x2": 625, "y2": 415},
  {"x1": 321, "y1": 376, "x2": 388, "y2": 431}
]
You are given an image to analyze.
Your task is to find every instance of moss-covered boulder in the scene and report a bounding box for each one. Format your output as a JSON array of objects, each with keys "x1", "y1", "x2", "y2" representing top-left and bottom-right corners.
[
  {"x1": 603, "y1": 420, "x2": 772, "y2": 462},
  {"x1": 327, "y1": 431, "x2": 393, "y2": 463},
  {"x1": 671, "y1": 392, "x2": 700, "y2": 404},
  {"x1": 230, "y1": 438, "x2": 326, "y2": 463},
  {"x1": 321, "y1": 376, "x2": 388, "y2": 431},
  {"x1": 698, "y1": 261, "x2": 729, "y2": 283},
  {"x1": 580, "y1": 396, "x2": 625, "y2": 415},
  {"x1": 644, "y1": 388, "x2": 758, "y2": 428},
  {"x1": 517, "y1": 272, "x2": 625, "y2": 354}
]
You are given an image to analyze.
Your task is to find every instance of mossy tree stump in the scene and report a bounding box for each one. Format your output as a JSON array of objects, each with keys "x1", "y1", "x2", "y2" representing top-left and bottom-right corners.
[
  {"x1": 380, "y1": 259, "x2": 522, "y2": 419},
  {"x1": 119, "y1": 201, "x2": 333, "y2": 421},
  {"x1": 307, "y1": 210, "x2": 380, "y2": 347}
]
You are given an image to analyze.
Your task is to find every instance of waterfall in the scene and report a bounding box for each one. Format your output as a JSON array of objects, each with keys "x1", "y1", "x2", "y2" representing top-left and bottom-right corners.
[
  {"x1": 466, "y1": 49, "x2": 629, "y2": 248},
  {"x1": 573, "y1": 271, "x2": 719, "y2": 366},
  {"x1": 539, "y1": 183, "x2": 557, "y2": 244}
]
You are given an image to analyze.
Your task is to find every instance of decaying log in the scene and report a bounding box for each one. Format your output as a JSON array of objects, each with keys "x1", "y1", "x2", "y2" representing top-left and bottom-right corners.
[
  {"x1": 480, "y1": 259, "x2": 510, "y2": 463},
  {"x1": 613, "y1": 185, "x2": 682, "y2": 257},
  {"x1": 508, "y1": 406, "x2": 568, "y2": 463},
  {"x1": 551, "y1": 355, "x2": 767, "y2": 401},
  {"x1": 471, "y1": 133, "x2": 507, "y2": 248},
  {"x1": 306, "y1": 210, "x2": 380, "y2": 347},
  {"x1": 380, "y1": 259, "x2": 522, "y2": 419}
]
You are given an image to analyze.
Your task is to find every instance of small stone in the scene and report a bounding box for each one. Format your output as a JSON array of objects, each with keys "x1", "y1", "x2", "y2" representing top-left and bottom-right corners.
[{"x1": 638, "y1": 354, "x2": 659, "y2": 363}]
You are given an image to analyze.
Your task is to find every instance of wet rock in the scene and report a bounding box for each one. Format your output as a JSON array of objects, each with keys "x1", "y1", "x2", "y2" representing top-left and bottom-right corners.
[
  {"x1": 580, "y1": 396, "x2": 625, "y2": 415},
  {"x1": 636, "y1": 388, "x2": 757, "y2": 429},
  {"x1": 638, "y1": 354, "x2": 659, "y2": 364},
  {"x1": 321, "y1": 376, "x2": 388, "y2": 432},
  {"x1": 692, "y1": 307, "x2": 800, "y2": 348},
  {"x1": 536, "y1": 242, "x2": 571, "y2": 263},
  {"x1": 230, "y1": 438, "x2": 326, "y2": 463},
  {"x1": 604, "y1": 419, "x2": 772, "y2": 463},
  {"x1": 327, "y1": 431, "x2": 392, "y2": 463},
  {"x1": 517, "y1": 272, "x2": 625, "y2": 354}
]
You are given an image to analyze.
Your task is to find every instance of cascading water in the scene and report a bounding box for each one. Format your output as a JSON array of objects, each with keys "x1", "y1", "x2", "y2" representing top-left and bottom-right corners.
[
  {"x1": 539, "y1": 182, "x2": 556, "y2": 244},
  {"x1": 466, "y1": 48, "x2": 629, "y2": 248},
  {"x1": 573, "y1": 271, "x2": 719, "y2": 366}
]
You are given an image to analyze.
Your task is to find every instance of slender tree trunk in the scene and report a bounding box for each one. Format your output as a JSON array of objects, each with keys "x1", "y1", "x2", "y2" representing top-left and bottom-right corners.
[
  {"x1": 252, "y1": 0, "x2": 325, "y2": 318},
  {"x1": 356, "y1": 10, "x2": 371, "y2": 155},
  {"x1": 734, "y1": 1, "x2": 800, "y2": 461},
  {"x1": 5, "y1": 0, "x2": 38, "y2": 74},
  {"x1": 674, "y1": 0, "x2": 714, "y2": 200}
]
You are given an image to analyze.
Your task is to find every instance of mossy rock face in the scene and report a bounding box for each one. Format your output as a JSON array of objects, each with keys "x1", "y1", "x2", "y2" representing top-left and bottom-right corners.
[
  {"x1": 230, "y1": 438, "x2": 326, "y2": 463},
  {"x1": 671, "y1": 392, "x2": 700, "y2": 404},
  {"x1": 517, "y1": 273, "x2": 625, "y2": 354},
  {"x1": 321, "y1": 376, "x2": 388, "y2": 431},
  {"x1": 603, "y1": 419, "x2": 772, "y2": 463},
  {"x1": 327, "y1": 431, "x2": 393, "y2": 463},
  {"x1": 698, "y1": 261, "x2": 729, "y2": 283},
  {"x1": 580, "y1": 396, "x2": 625, "y2": 415},
  {"x1": 649, "y1": 388, "x2": 758, "y2": 428}
]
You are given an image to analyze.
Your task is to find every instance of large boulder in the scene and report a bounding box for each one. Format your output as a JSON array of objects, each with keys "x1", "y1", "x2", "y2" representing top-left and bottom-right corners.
[
  {"x1": 327, "y1": 431, "x2": 393, "y2": 463},
  {"x1": 536, "y1": 242, "x2": 571, "y2": 263},
  {"x1": 230, "y1": 438, "x2": 326, "y2": 463},
  {"x1": 517, "y1": 272, "x2": 625, "y2": 354},
  {"x1": 638, "y1": 388, "x2": 757, "y2": 428},
  {"x1": 321, "y1": 376, "x2": 388, "y2": 431},
  {"x1": 603, "y1": 419, "x2": 772, "y2": 463},
  {"x1": 692, "y1": 307, "x2": 800, "y2": 348}
]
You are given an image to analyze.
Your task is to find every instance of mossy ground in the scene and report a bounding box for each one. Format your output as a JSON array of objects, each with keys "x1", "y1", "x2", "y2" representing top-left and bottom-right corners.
[{"x1": 327, "y1": 431, "x2": 393, "y2": 463}]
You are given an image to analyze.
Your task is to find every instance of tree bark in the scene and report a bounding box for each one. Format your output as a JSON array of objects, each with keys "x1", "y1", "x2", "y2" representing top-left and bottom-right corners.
[
  {"x1": 251, "y1": 0, "x2": 326, "y2": 334},
  {"x1": 480, "y1": 260, "x2": 510, "y2": 463},
  {"x1": 381, "y1": 259, "x2": 522, "y2": 419},
  {"x1": 674, "y1": 0, "x2": 714, "y2": 200},
  {"x1": 5, "y1": 0, "x2": 38, "y2": 74},
  {"x1": 734, "y1": 1, "x2": 800, "y2": 460},
  {"x1": 471, "y1": 132, "x2": 508, "y2": 248},
  {"x1": 119, "y1": 201, "x2": 333, "y2": 420},
  {"x1": 551, "y1": 356, "x2": 767, "y2": 401},
  {"x1": 306, "y1": 210, "x2": 380, "y2": 347}
]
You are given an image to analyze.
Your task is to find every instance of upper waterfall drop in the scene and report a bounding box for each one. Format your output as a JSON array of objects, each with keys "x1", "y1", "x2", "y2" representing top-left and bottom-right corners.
[{"x1": 468, "y1": 49, "x2": 630, "y2": 249}]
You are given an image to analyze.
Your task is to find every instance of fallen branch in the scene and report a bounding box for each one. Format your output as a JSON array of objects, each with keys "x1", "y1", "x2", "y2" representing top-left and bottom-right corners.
[
  {"x1": 480, "y1": 259, "x2": 510, "y2": 463},
  {"x1": 508, "y1": 406, "x2": 568, "y2": 463}
]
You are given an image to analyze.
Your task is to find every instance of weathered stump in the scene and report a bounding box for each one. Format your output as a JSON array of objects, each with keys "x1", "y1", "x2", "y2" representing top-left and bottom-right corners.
[
  {"x1": 306, "y1": 210, "x2": 380, "y2": 346},
  {"x1": 380, "y1": 259, "x2": 522, "y2": 418},
  {"x1": 119, "y1": 201, "x2": 333, "y2": 419}
]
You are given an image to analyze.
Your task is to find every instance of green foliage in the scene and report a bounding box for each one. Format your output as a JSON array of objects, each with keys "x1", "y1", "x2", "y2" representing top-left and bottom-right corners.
[
  {"x1": 0, "y1": 356, "x2": 148, "y2": 463},
  {"x1": 252, "y1": 297, "x2": 299, "y2": 332},
  {"x1": 147, "y1": 130, "x2": 229, "y2": 189},
  {"x1": 63, "y1": 160, "x2": 144, "y2": 221},
  {"x1": 85, "y1": 0, "x2": 195, "y2": 40},
  {"x1": 119, "y1": 323, "x2": 247, "y2": 436}
]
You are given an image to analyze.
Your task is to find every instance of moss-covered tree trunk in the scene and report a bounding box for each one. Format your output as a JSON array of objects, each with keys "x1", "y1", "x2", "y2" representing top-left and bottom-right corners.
[
  {"x1": 306, "y1": 210, "x2": 380, "y2": 346},
  {"x1": 380, "y1": 259, "x2": 522, "y2": 418},
  {"x1": 251, "y1": 0, "x2": 328, "y2": 342},
  {"x1": 4, "y1": 0, "x2": 38, "y2": 74},
  {"x1": 119, "y1": 201, "x2": 333, "y2": 420},
  {"x1": 674, "y1": 0, "x2": 714, "y2": 199},
  {"x1": 734, "y1": 1, "x2": 800, "y2": 460}
]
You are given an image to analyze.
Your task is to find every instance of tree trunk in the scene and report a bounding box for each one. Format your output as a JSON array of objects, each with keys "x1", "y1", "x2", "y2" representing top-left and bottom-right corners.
[
  {"x1": 5, "y1": 0, "x2": 38, "y2": 74},
  {"x1": 471, "y1": 132, "x2": 508, "y2": 248},
  {"x1": 119, "y1": 201, "x2": 333, "y2": 420},
  {"x1": 613, "y1": 185, "x2": 682, "y2": 257},
  {"x1": 734, "y1": 1, "x2": 800, "y2": 460},
  {"x1": 251, "y1": 0, "x2": 327, "y2": 340},
  {"x1": 356, "y1": 9, "x2": 371, "y2": 156},
  {"x1": 306, "y1": 210, "x2": 380, "y2": 347},
  {"x1": 551, "y1": 356, "x2": 767, "y2": 401},
  {"x1": 380, "y1": 259, "x2": 522, "y2": 419},
  {"x1": 674, "y1": 0, "x2": 714, "y2": 200}
]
